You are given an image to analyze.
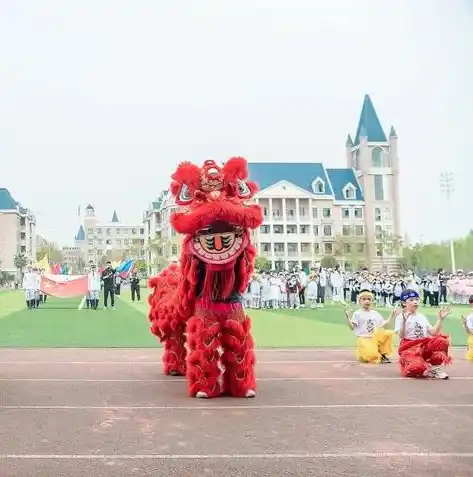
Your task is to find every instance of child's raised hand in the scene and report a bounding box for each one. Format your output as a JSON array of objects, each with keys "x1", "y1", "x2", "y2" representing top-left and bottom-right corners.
[{"x1": 439, "y1": 306, "x2": 451, "y2": 320}]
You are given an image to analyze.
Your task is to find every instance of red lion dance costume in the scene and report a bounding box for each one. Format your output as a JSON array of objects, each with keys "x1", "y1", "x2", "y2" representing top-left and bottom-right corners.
[{"x1": 148, "y1": 157, "x2": 263, "y2": 399}]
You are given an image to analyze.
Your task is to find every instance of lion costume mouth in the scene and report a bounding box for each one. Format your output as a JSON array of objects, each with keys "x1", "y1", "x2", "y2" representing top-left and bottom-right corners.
[{"x1": 189, "y1": 220, "x2": 248, "y2": 265}]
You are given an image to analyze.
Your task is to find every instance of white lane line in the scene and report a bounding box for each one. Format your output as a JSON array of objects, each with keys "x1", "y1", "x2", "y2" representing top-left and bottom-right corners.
[
  {"x1": 0, "y1": 360, "x2": 355, "y2": 364},
  {"x1": 1, "y1": 452, "x2": 473, "y2": 460},
  {"x1": 1, "y1": 403, "x2": 472, "y2": 410},
  {"x1": 0, "y1": 376, "x2": 472, "y2": 382}
]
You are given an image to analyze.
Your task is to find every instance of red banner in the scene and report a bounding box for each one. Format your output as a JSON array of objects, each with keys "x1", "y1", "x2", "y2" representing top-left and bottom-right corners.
[{"x1": 40, "y1": 275, "x2": 89, "y2": 298}]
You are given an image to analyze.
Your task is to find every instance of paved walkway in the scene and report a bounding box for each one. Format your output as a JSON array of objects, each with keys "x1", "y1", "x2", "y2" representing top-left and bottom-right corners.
[{"x1": 1, "y1": 348, "x2": 472, "y2": 476}]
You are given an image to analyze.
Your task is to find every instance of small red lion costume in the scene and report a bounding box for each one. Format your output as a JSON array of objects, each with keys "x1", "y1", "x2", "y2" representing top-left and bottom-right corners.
[{"x1": 148, "y1": 157, "x2": 263, "y2": 399}]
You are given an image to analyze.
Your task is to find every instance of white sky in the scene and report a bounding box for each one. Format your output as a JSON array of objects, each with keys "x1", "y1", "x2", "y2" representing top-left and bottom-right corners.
[{"x1": 1, "y1": 0, "x2": 472, "y2": 245}]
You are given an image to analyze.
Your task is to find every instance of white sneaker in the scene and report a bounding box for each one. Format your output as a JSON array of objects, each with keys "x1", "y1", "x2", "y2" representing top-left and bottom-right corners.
[
  {"x1": 426, "y1": 366, "x2": 449, "y2": 379},
  {"x1": 196, "y1": 391, "x2": 208, "y2": 399}
]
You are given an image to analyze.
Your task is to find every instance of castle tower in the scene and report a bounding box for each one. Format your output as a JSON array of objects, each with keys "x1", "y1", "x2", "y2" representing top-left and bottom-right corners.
[{"x1": 346, "y1": 95, "x2": 400, "y2": 270}]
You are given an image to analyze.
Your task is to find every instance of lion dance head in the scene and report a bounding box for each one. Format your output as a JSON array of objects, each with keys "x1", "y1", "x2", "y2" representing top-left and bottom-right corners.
[{"x1": 170, "y1": 156, "x2": 263, "y2": 302}]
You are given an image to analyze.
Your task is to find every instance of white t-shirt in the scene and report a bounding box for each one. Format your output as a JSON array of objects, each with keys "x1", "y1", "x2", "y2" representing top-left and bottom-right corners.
[
  {"x1": 351, "y1": 309, "x2": 384, "y2": 337},
  {"x1": 394, "y1": 313, "x2": 432, "y2": 339},
  {"x1": 465, "y1": 313, "x2": 473, "y2": 332}
]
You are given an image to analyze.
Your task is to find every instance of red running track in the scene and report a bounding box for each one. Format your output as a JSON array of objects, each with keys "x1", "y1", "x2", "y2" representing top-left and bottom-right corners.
[{"x1": 0, "y1": 347, "x2": 472, "y2": 477}]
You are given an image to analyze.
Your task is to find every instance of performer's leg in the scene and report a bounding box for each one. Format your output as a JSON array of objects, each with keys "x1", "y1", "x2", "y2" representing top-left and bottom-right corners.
[
  {"x1": 467, "y1": 335, "x2": 473, "y2": 362},
  {"x1": 186, "y1": 313, "x2": 223, "y2": 398},
  {"x1": 376, "y1": 329, "x2": 394, "y2": 360},
  {"x1": 136, "y1": 287, "x2": 141, "y2": 302},
  {"x1": 356, "y1": 337, "x2": 381, "y2": 364},
  {"x1": 221, "y1": 308, "x2": 256, "y2": 398},
  {"x1": 162, "y1": 329, "x2": 187, "y2": 376},
  {"x1": 399, "y1": 340, "x2": 429, "y2": 377},
  {"x1": 424, "y1": 334, "x2": 451, "y2": 378}
]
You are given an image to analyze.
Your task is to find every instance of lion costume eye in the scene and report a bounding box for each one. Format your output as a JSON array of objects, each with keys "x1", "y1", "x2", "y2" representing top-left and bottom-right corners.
[
  {"x1": 237, "y1": 179, "x2": 251, "y2": 197},
  {"x1": 179, "y1": 184, "x2": 192, "y2": 203}
]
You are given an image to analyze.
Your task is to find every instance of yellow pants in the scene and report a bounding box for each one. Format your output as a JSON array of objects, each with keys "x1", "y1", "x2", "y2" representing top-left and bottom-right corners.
[
  {"x1": 356, "y1": 328, "x2": 394, "y2": 364},
  {"x1": 466, "y1": 335, "x2": 473, "y2": 362}
]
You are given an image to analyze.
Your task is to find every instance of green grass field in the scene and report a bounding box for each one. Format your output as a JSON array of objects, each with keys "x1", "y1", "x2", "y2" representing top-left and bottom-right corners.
[{"x1": 0, "y1": 290, "x2": 470, "y2": 348}]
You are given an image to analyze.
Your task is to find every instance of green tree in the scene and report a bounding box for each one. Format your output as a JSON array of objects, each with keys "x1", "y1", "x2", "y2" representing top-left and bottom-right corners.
[
  {"x1": 254, "y1": 255, "x2": 270, "y2": 271},
  {"x1": 320, "y1": 255, "x2": 337, "y2": 268},
  {"x1": 13, "y1": 253, "x2": 29, "y2": 279}
]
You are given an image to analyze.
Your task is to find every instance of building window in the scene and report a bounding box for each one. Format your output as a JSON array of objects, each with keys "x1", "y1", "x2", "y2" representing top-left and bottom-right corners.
[
  {"x1": 87, "y1": 228, "x2": 94, "y2": 235},
  {"x1": 263, "y1": 207, "x2": 268, "y2": 216},
  {"x1": 357, "y1": 243, "x2": 365, "y2": 253},
  {"x1": 324, "y1": 242, "x2": 333, "y2": 254},
  {"x1": 341, "y1": 208, "x2": 350, "y2": 218},
  {"x1": 354, "y1": 208, "x2": 363, "y2": 218},
  {"x1": 373, "y1": 175, "x2": 384, "y2": 201},
  {"x1": 374, "y1": 207, "x2": 382, "y2": 221},
  {"x1": 171, "y1": 245, "x2": 177, "y2": 255},
  {"x1": 299, "y1": 206, "x2": 306, "y2": 217},
  {"x1": 300, "y1": 225, "x2": 309, "y2": 234},
  {"x1": 314, "y1": 243, "x2": 320, "y2": 254},
  {"x1": 312, "y1": 207, "x2": 318, "y2": 218},
  {"x1": 342, "y1": 225, "x2": 351, "y2": 236},
  {"x1": 384, "y1": 207, "x2": 391, "y2": 220},
  {"x1": 355, "y1": 225, "x2": 364, "y2": 236},
  {"x1": 372, "y1": 147, "x2": 384, "y2": 167},
  {"x1": 313, "y1": 226, "x2": 319, "y2": 236},
  {"x1": 274, "y1": 243, "x2": 285, "y2": 253},
  {"x1": 260, "y1": 225, "x2": 270, "y2": 234},
  {"x1": 375, "y1": 225, "x2": 382, "y2": 238},
  {"x1": 323, "y1": 225, "x2": 332, "y2": 236},
  {"x1": 273, "y1": 225, "x2": 284, "y2": 234},
  {"x1": 312, "y1": 178, "x2": 325, "y2": 194},
  {"x1": 343, "y1": 184, "x2": 356, "y2": 200},
  {"x1": 352, "y1": 150, "x2": 360, "y2": 169},
  {"x1": 343, "y1": 243, "x2": 351, "y2": 254},
  {"x1": 323, "y1": 208, "x2": 332, "y2": 218},
  {"x1": 286, "y1": 225, "x2": 297, "y2": 234},
  {"x1": 261, "y1": 243, "x2": 271, "y2": 252}
]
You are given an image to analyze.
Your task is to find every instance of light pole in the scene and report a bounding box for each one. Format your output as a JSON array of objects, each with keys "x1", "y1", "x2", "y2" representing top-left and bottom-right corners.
[{"x1": 439, "y1": 172, "x2": 456, "y2": 273}]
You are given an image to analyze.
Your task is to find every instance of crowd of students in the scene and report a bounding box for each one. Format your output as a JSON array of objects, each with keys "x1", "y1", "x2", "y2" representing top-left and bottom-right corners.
[{"x1": 244, "y1": 266, "x2": 471, "y2": 309}]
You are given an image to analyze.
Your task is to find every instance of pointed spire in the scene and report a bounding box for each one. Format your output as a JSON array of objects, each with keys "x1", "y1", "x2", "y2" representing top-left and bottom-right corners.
[
  {"x1": 345, "y1": 134, "x2": 353, "y2": 147},
  {"x1": 353, "y1": 94, "x2": 387, "y2": 145},
  {"x1": 389, "y1": 125, "x2": 397, "y2": 137},
  {"x1": 111, "y1": 210, "x2": 119, "y2": 223},
  {"x1": 75, "y1": 225, "x2": 85, "y2": 241}
]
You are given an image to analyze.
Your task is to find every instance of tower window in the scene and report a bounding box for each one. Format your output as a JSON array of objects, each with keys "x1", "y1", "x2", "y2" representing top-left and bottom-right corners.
[
  {"x1": 372, "y1": 147, "x2": 385, "y2": 167},
  {"x1": 373, "y1": 175, "x2": 384, "y2": 201},
  {"x1": 311, "y1": 177, "x2": 325, "y2": 194}
]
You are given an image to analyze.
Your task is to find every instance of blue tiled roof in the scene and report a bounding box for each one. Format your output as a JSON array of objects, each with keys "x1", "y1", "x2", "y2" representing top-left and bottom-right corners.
[
  {"x1": 389, "y1": 125, "x2": 397, "y2": 137},
  {"x1": 248, "y1": 163, "x2": 332, "y2": 195},
  {"x1": 354, "y1": 94, "x2": 387, "y2": 145},
  {"x1": 75, "y1": 225, "x2": 85, "y2": 241},
  {"x1": 325, "y1": 169, "x2": 364, "y2": 201},
  {"x1": 0, "y1": 188, "x2": 18, "y2": 210},
  {"x1": 111, "y1": 210, "x2": 119, "y2": 222}
]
